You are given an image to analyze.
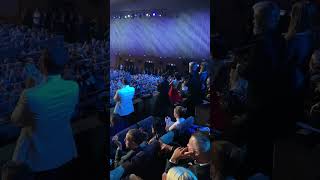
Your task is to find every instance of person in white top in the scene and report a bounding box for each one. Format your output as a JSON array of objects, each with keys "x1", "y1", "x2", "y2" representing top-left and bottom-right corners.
[
  {"x1": 11, "y1": 46, "x2": 79, "y2": 177},
  {"x1": 165, "y1": 106, "x2": 187, "y2": 131},
  {"x1": 113, "y1": 76, "x2": 135, "y2": 117}
]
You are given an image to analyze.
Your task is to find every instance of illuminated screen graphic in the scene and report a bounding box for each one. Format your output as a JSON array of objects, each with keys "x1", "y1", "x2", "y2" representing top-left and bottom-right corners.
[{"x1": 110, "y1": 10, "x2": 210, "y2": 59}]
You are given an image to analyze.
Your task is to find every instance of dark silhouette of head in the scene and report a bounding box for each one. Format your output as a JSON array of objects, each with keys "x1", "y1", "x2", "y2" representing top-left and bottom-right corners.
[{"x1": 40, "y1": 46, "x2": 69, "y2": 76}]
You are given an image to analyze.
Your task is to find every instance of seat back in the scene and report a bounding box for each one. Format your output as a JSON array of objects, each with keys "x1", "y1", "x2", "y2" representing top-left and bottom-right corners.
[
  {"x1": 160, "y1": 131, "x2": 175, "y2": 144},
  {"x1": 137, "y1": 116, "x2": 154, "y2": 135}
]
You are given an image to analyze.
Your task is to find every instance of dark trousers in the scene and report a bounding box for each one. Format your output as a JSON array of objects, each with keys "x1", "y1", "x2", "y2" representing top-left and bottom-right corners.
[{"x1": 34, "y1": 160, "x2": 74, "y2": 180}]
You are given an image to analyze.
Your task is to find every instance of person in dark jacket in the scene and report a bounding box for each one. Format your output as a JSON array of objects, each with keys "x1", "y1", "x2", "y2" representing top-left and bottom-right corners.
[
  {"x1": 110, "y1": 140, "x2": 162, "y2": 180},
  {"x1": 285, "y1": 1, "x2": 316, "y2": 123},
  {"x1": 241, "y1": 1, "x2": 292, "y2": 175},
  {"x1": 154, "y1": 74, "x2": 171, "y2": 118},
  {"x1": 112, "y1": 129, "x2": 147, "y2": 168},
  {"x1": 185, "y1": 62, "x2": 202, "y2": 117},
  {"x1": 163, "y1": 132, "x2": 211, "y2": 180}
]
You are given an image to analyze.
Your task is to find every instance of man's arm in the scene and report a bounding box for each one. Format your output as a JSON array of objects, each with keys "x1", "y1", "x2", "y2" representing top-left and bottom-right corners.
[
  {"x1": 11, "y1": 90, "x2": 33, "y2": 127},
  {"x1": 114, "y1": 148, "x2": 123, "y2": 168},
  {"x1": 113, "y1": 91, "x2": 120, "y2": 102}
]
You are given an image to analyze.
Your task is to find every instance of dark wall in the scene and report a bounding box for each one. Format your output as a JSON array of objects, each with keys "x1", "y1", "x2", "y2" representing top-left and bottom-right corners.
[
  {"x1": 1, "y1": 0, "x2": 108, "y2": 34},
  {"x1": 213, "y1": 0, "x2": 292, "y2": 49},
  {"x1": 0, "y1": 0, "x2": 19, "y2": 17}
]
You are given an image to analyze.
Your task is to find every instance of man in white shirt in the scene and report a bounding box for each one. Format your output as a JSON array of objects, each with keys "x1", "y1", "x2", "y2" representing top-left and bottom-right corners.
[
  {"x1": 113, "y1": 76, "x2": 135, "y2": 131},
  {"x1": 11, "y1": 46, "x2": 79, "y2": 179}
]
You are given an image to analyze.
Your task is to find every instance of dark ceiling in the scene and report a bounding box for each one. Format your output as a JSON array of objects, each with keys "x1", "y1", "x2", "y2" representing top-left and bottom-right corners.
[{"x1": 110, "y1": 0, "x2": 210, "y2": 13}]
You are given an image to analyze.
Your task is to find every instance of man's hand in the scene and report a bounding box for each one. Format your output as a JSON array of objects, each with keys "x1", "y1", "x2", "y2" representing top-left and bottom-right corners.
[
  {"x1": 159, "y1": 140, "x2": 173, "y2": 152},
  {"x1": 170, "y1": 147, "x2": 193, "y2": 163},
  {"x1": 112, "y1": 136, "x2": 122, "y2": 150}
]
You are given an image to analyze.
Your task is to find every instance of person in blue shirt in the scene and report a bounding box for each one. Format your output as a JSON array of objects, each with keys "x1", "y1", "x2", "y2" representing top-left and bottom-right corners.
[{"x1": 11, "y1": 46, "x2": 79, "y2": 179}]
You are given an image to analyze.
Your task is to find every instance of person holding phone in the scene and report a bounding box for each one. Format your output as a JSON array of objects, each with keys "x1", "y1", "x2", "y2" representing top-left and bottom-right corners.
[{"x1": 165, "y1": 106, "x2": 187, "y2": 132}]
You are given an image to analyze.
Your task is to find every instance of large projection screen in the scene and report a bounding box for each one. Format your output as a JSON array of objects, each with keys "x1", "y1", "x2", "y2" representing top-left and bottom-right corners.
[{"x1": 110, "y1": 9, "x2": 210, "y2": 60}]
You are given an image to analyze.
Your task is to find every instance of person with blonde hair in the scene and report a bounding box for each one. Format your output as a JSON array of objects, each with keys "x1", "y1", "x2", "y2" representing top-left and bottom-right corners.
[
  {"x1": 163, "y1": 166, "x2": 198, "y2": 180},
  {"x1": 286, "y1": 1, "x2": 315, "y2": 91}
]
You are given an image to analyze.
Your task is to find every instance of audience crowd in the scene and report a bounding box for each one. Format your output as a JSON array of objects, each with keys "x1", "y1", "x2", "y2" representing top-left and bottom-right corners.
[
  {"x1": 110, "y1": 1, "x2": 320, "y2": 180},
  {"x1": 22, "y1": 7, "x2": 101, "y2": 42},
  {"x1": 0, "y1": 23, "x2": 107, "y2": 119},
  {"x1": 110, "y1": 70, "x2": 162, "y2": 105}
]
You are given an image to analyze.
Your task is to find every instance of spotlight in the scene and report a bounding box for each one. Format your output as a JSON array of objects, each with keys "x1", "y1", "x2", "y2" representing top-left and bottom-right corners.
[
  {"x1": 124, "y1": 15, "x2": 127, "y2": 19},
  {"x1": 159, "y1": 14, "x2": 162, "y2": 17},
  {"x1": 146, "y1": 13, "x2": 150, "y2": 17},
  {"x1": 152, "y1": 13, "x2": 156, "y2": 16},
  {"x1": 128, "y1": 15, "x2": 131, "y2": 18}
]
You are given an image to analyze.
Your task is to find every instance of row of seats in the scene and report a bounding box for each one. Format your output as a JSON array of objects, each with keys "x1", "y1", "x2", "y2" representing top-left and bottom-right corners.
[{"x1": 109, "y1": 115, "x2": 216, "y2": 160}]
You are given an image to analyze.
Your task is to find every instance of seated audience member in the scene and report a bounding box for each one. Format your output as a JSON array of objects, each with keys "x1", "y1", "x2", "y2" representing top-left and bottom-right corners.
[
  {"x1": 163, "y1": 132, "x2": 211, "y2": 180},
  {"x1": 110, "y1": 140, "x2": 162, "y2": 180},
  {"x1": 163, "y1": 166, "x2": 198, "y2": 180},
  {"x1": 180, "y1": 78, "x2": 189, "y2": 97},
  {"x1": 1, "y1": 161, "x2": 33, "y2": 180},
  {"x1": 309, "y1": 49, "x2": 320, "y2": 90},
  {"x1": 211, "y1": 141, "x2": 243, "y2": 180},
  {"x1": 112, "y1": 129, "x2": 147, "y2": 168},
  {"x1": 149, "y1": 117, "x2": 167, "y2": 144},
  {"x1": 165, "y1": 106, "x2": 187, "y2": 132}
]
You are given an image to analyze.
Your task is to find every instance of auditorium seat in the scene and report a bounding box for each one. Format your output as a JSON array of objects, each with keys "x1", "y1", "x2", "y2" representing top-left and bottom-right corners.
[
  {"x1": 141, "y1": 94, "x2": 153, "y2": 117},
  {"x1": 195, "y1": 101, "x2": 210, "y2": 126},
  {"x1": 136, "y1": 116, "x2": 154, "y2": 135},
  {"x1": 159, "y1": 131, "x2": 175, "y2": 144}
]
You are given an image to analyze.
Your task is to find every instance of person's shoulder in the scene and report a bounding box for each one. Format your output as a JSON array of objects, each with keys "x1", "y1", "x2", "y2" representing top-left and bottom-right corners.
[
  {"x1": 61, "y1": 79, "x2": 79, "y2": 90},
  {"x1": 21, "y1": 88, "x2": 32, "y2": 97},
  {"x1": 179, "y1": 117, "x2": 186, "y2": 122}
]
